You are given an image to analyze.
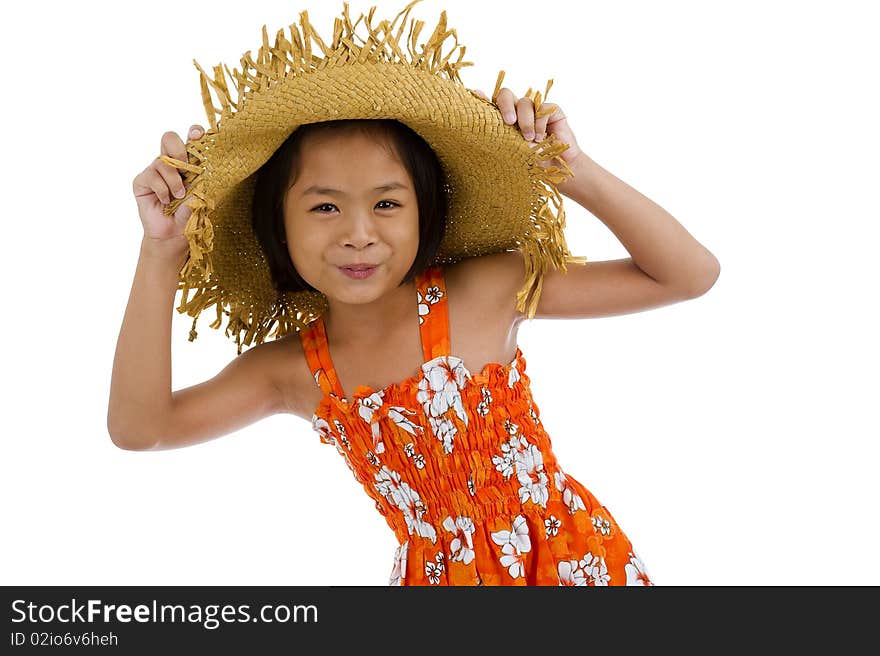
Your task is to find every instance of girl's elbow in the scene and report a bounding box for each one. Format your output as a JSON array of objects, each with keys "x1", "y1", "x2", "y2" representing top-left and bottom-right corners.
[
  {"x1": 107, "y1": 425, "x2": 158, "y2": 451},
  {"x1": 689, "y1": 257, "x2": 721, "y2": 297}
]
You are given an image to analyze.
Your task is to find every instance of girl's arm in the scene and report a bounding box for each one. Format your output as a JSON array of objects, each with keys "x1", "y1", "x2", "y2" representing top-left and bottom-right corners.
[
  {"x1": 466, "y1": 87, "x2": 719, "y2": 321},
  {"x1": 559, "y1": 153, "x2": 720, "y2": 296},
  {"x1": 107, "y1": 237, "x2": 285, "y2": 451}
]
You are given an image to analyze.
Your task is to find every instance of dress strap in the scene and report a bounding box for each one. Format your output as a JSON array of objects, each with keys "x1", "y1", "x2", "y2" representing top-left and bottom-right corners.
[
  {"x1": 299, "y1": 317, "x2": 346, "y2": 399},
  {"x1": 416, "y1": 264, "x2": 451, "y2": 361}
]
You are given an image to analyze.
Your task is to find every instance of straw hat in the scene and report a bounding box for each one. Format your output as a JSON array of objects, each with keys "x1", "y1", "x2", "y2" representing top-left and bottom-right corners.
[{"x1": 157, "y1": 0, "x2": 587, "y2": 354}]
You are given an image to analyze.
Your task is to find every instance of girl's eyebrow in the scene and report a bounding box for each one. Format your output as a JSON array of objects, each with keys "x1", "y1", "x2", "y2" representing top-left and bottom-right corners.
[{"x1": 301, "y1": 182, "x2": 408, "y2": 197}]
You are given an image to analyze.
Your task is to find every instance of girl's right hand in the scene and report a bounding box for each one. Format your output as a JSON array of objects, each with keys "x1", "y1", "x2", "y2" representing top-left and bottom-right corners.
[{"x1": 132, "y1": 125, "x2": 204, "y2": 245}]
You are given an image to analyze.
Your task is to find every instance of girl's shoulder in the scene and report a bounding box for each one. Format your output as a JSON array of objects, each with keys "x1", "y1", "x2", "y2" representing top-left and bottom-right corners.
[
  {"x1": 444, "y1": 251, "x2": 528, "y2": 324},
  {"x1": 257, "y1": 331, "x2": 321, "y2": 421}
]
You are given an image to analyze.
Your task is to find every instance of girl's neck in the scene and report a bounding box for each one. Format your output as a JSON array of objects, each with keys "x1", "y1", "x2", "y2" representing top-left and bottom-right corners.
[{"x1": 322, "y1": 277, "x2": 417, "y2": 348}]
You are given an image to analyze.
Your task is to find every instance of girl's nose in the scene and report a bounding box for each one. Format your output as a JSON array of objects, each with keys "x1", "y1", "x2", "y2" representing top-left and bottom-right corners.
[{"x1": 341, "y1": 213, "x2": 379, "y2": 248}]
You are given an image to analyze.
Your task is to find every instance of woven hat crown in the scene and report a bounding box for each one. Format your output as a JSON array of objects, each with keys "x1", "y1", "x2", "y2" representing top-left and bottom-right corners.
[{"x1": 158, "y1": 0, "x2": 586, "y2": 354}]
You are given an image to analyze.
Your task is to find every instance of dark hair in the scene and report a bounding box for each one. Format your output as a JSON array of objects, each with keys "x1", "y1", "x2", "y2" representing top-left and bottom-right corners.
[{"x1": 251, "y1": 119, "x2": 449, "y2": 294}]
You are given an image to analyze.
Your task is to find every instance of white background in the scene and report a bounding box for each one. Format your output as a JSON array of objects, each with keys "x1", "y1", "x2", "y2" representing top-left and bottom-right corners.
[{"x1": 1, "y1": 0, "x2": 877, "y2": 586}]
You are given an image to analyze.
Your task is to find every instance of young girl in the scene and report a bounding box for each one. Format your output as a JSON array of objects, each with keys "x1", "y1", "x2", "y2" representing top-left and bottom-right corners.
[{"x1": 109, "y1": 3, "x2": 719, "y2": 587}]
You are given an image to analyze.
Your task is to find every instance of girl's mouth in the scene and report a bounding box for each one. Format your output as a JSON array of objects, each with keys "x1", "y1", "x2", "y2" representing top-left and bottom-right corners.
[{"x1": 338, "y1": 264, "x2": 378, "y2": 279}]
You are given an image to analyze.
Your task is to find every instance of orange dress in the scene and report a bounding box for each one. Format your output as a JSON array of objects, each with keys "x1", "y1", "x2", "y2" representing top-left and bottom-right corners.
[{"x1": 299, "y1": 264, "x2": 653, "y2": 586}]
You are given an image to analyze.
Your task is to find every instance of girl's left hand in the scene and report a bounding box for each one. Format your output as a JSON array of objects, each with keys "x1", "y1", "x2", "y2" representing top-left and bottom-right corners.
[{"x1": 470, "y1": 87, "x2": 585, "y2": 168}]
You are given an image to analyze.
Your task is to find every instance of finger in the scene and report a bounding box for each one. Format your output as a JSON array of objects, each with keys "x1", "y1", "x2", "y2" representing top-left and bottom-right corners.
[
  {"x1": 158, "y1": 131, "x2": 190, "y2": 199},
  {"x1": 186, "y1": 125, "x2": 204, "y2": 142},
  {"x1": 496, "y1": 87, "x2": 518, "y2": 124},
  {"x1": 533, "y1": 102, "x2": 556, "y2": 141},
  {"x1": 515, "y1": 96, "x2": 536, "y2": 140},
  {"x1": 151, "y1": 157, "x2": 188, "y2": 200},
  {"x1": 141, "y1": 167, "x2": 175, "y2": 205}
]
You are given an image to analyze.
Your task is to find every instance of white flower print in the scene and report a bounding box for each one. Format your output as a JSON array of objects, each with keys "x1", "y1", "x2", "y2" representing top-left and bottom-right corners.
[
  {"x1": 492, "y1": 435, "x2": 527, "y2": 479},
  {"x1": 554, "y1": 471, "x2": 587, "y2": 515},
  {"x1": 625, "y1": 551, "x2": 653, "y2": 586},
  {"x1": 428, "y1": 415, "x2": 457, "y2": 454},
  {"x1": 544, "y1": 515, "x2": 561, "y2": 538},
  {"x1": 373, "y1": 466, "x2": 437, "y2": 543},
  {"x1": 332, "y1": 419, "x2": 351, "y2": 449},
  {"x1": 516, "y1": 453, "x2": 549, "y2": 509},
  {"x1": 507, "y1": 358, "x2": 521, "y2": 388},
  {"x1": 416, "y1": 286, "x2": 443, "y2": 325},
  {"x1": 557, "y1": 560, "x2": 587, "y2": 586},
  {"x1": 498, "y1": 543, "x2": 526, "y2": 579},
  {"x1": 365, "y1": 449, "x2": 380, "y2": 467},
  {"x1": 494, "y1": 436, "x2": 549, "y2": 509},
  {"x1": 528, "y1": 403, "x2": 540, "y2": 425},
  {"x1": 503, "y1": 418, "x2": 520, "y2": 436},
  {"x1": 311, "y1": 415, "x2": 335, "y2": 445},
  {"x1": 491, "y1": 515, "x2": 532, "y2": 552},
  {"x1": 418, "y1": 357, "x2": 469, "y2": 420},
  {"x1": 442, "y1": 515, "x2": 476, "y2": 565},
  {"x1": 358, "y1": 391, "x2": 384, "y2": 416},
  {"x1": 424, "y1": 285, "x2": 444, "y2": 304},
  {"x1": 389, "y1": 541, "x2": 409, "y2": 586},
  {"x1": 467, "y1": 476, "x2": 476, "y2": 496},
  {"x1": 580, "y1": 552, "x2": 610, "y2": 586},
  {"x1": 491, "y1": 515, "x2": 532, "y2": 579},
  {"x1": 357, "y1": 391, "x2": 387, "y2": 454},
  {"x1": 592, "y1": 514, "x2": 612, "y2": 536},
  {"x1": 387, "y1": 406, "x2": 423, "y2": 437},
  {"x1": 476, "y1": 387, "x2": 492, "y2": 416},
  {"x1": 403, "y1": 442, "x2": 426, "y2": 469},
  {"x1": 416, "y1": 356, "x2": 469, "y2": 453},
  {"x1": 425, "y1": 559, "x2": 444, "y2": 584},
  {"x1": 373, "y1": 465, "x2": 399, "y2": 497}
]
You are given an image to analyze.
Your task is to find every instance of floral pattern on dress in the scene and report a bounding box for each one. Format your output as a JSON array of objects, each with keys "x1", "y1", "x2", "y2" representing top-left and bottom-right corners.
[
  {"x1": 492, "y1": 434, "x2": 549, "y2": 509},
  {"x1": 476, "y1": 387, "x2": 492, "y2": 416},
  {"x1": 490, "y1": 514, "x2": 532, "y2": 579},
  {"x1": 625, "y1": 551, "x2": 653, "y2": 586},
  {"x1": 425, "y1": 551, "x2": 446, "y2": 584},
  {"x1": 442, "y1": 515, "x2": 476, "y2": 565},
  {"x1": 417, "y1": 284, "x2": 444, "y2": 325},
  {"x1": 590, "y1": 508, "x2": 617, "y2": 539},
  {"x1": 557, "y1": 552, "x2": 610, "y2": 586},
  {"x1": 416, "y1": 356, "x2": 469, "y2": 454},
  {"x1": 357, "y1": 392, "x2": 387, "y2": 454},
  {"x1": 403, "y1": 442, "x2": 426, "y2": 469},
  {"x1": 545, "y1": 514, "x2": 561, "y2": 538},
  {"x1": 374, "y1": 466, "x2": 437, "y2": 543},
  {"x1": 389, "y1": 540, "x2": 409, "y2": 586},
  {"x1": 555, "y1": 470, "x2": 587, "y2": 515}
]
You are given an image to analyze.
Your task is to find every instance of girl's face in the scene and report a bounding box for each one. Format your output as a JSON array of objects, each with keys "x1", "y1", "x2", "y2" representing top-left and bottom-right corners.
[{"x1": 283, "y1": 131, "x2": 420, "y2": 306}]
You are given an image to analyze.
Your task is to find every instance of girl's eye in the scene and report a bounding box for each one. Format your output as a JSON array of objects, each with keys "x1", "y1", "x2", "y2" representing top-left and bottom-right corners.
[{"x1": 311, "y1": 201, "x2": 399, "y2": 213}]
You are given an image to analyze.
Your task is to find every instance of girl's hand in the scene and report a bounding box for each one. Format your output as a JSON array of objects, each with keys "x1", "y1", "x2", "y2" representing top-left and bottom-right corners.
[
  {"x1": 470, "y1": 87, "x2": 585, "y2": 168},
  {"x1": 132, "y1": 125, "x2": 204, "y2": 246}
]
